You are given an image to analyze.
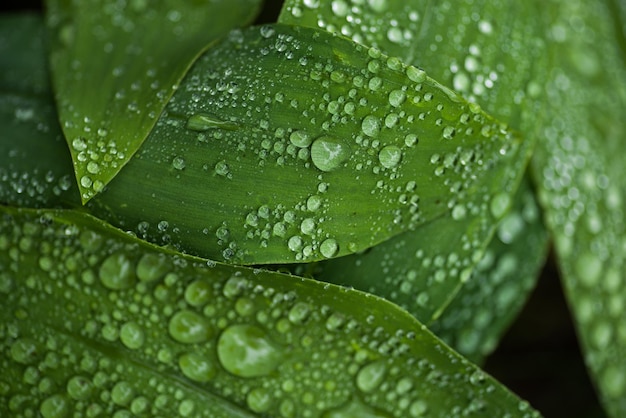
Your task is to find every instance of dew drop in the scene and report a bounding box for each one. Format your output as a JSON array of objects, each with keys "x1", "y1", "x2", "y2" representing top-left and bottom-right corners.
[
  {"x1": 184, "y1": 280, "x2": 212, "y2": 307},
  {"x1": 378, "y1": 145, "x2": 402, "y2": 169},
  {"x1": 288, "y1": 235, "x2": 304, "y2": 252},
  {"x1": 310, "y1": 136, "x2": 350, "y2": 172},
  {"x1": 120, "y1": 321, "x2": 145, "y2": 350},
  {"x1": 172, "y1": 156, "x2": 186, "y2": 170},
  {"x1": 361, "y1": 115, "x2": 381, "y2": 137},
  {"x1": 320, "y1": 238, "x2": 339, "y2": 258},
  {"x1": 10, "y1": 338, "x2": 38, "y2": 364},
  {"x1": 356, "y1": 360, "x2": 386, "y2": 393},
  {"x1": 186, "y1": 113, "x2": 238, "y2": 131},
  {"x1": 307, "y1": 195, "x2": 323, "y2": 212},
  {"x1": 168, "y1": 310, "x2": 213, "y2": 344},
  {"x1": 489, "y1": 193, "x2": 512, "y2": 219},
  {"x1": 575, "y1": 252, "x2": 603, "y2": 287},
  {"x1": 406, "y1": 66, "x2": 426, "y2": 83},
  {"x1": 179, "y1": 352, "x2": 216, "y2": 382},
  {"x1": 111, "y1": 381, "x2": 134, "y2": 406},
  {"x1": 99, "y1": 253, "x2": 135, "y2": 290},
  {"x1": 322, "y1": 397, "x2": 391, "y2": 418},
  {"x1": 66, "y1": 376, "x2": 93, "y2": 401},
  {"x1": 136, "y1": 253, "x2": 168, "y2": 282},
  {"x1": 388, "y1": 89, "x2": 406, "y2": 107},
  {"x1": 289, "y1": 130, "x2": 313, "y2": 148},
  {"x1": 217, "y1": 324, "x2": 283, "y2": 377},
  {"x1": 40, "y1": 394, "x2": 69, "y2": 418},
  {"x1": 247, "y1": 387, "x2": 272, "y2": 413}
]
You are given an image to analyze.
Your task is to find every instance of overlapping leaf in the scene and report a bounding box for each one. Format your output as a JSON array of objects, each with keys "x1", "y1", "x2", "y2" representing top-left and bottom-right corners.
[
  {"x1": 85, "y1": 23, "x2": 526, "y2": 266},
  {"x1": 279, "y1": 0, "x2": 547, "y2": 324},
  {"x1": 0, "y1": 205, "x2": 541, "y2": 418},
  {"x1": 0, "y1": 14, "x2": 79, "y2": 208},
  {"x1": 529, "y1": 0, "x2": 626, "y2": 415},
  {"x1": 428, "y1": 179, "x2": 549, "y2": 364},
  {"x1": 45, "y1": 0, "x2": 262, "y2": 203}
]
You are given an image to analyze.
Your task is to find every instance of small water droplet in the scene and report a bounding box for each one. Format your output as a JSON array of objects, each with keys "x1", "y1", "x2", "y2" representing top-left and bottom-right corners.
[
  {"x1": 406, "y1": 66, "x2": 426, "y2": 83},
  {"x1": 490, "y1": 193, "x2": 511, "y2": 219},
  {"x1": 120, "y1": 321, "x2": 145, "y2": 350},
  {"x1": 172, "y1": 156, "x2": 186, "y2": 170},
  {"x1": 186, "y1": 113, "x2": 238, "y2": 131},
  {"x1": 289, "y1": 130, "x2": 313, "y2": 148}
]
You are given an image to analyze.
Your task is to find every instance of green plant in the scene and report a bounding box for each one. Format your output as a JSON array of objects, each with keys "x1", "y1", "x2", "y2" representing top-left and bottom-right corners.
[{"x1": 0, "y1": 0, "x2": 623, "y2": 417}]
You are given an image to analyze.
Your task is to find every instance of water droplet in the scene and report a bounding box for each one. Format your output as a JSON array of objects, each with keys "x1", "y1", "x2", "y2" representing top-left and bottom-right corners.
[
  {"x1": 67, "y1": 376, "x2": 93, "y2": 401},
  {"x1": 320, "y1": 238, "x2": 339, "y2": 258},
  {"x1": 185, "y1": 280, "x2": 212, "y2": 307},
  {"x1": 575, "y1": 252, "x2": 603, "y2": 287},
  {"x1": 186, "y1": 113, "x2": 237, "y2": 131},
  {"x1": 217, "y1": 325, "x2": 283, "y2": 377},
  {"x1": 356, "y1": 360, "x2": 386, "y2": 392},
  {"x1": 490, "y1": 193, "x2": 511, "y2": 219},
  {"x1": 368, "y1": 0, "x2": 388, "y2": 13},
  {"x1": 99, "y1": 253, "x2": 135, "y2": 290},
  {"x1": 378, "y1": 145, "x2": 402, "y2": 169},
  {"x1": 214, "y1": 160, "x2": 230, "y2": 177},
  {"x1": 10, "y1": 338, "x2": 38, "y2": 364},
  {"x1": 331, "y1": 0, "x2": 349, "y2": 17},
  {"x1": 136, "y1": 253, "x2": 168, "y2": 282},
  {"x1": 289, "y1": 130, "x2": 313, "y2": 148},
  {"x1": 442, "y1": 126, "x2": 456, "y2": 140},
  {"x1": 179, "y1": 352, "x2": 216, "y2": 382},
  {"x1": 311, "y1": 136, "x2": 350, "y2": 172},
  {"x1": 388, "y1": 89, "x2": 406, "y2": 107},
  {"x1": 247, "y1": 387, "x2": 272, "y2": 413},
  {"x1": 288, "y1": 235, "x2": 304, "y2": 252},
  {"x1": 40, "y1": 394, "x2": 69, "y2": 418},
  {"x1": 307, "y1": 195, "x2": 323, "y2": 212},
  {"x1": 406, "y1": 66, "x2": 426, "y2": 83},
  {"x1": 361, "y1": 115, "x2": 381, "y2": 137},
  {"x1": 300, "y1": 218, "x2": 316, "y2": 235},
  {"x1": 259, "y1": 25, "x2": 275, "y2": 39},
  {"x1": 288, "y1": 302, "x2": 311, "y2": 324},
  {"x1": 172, "y1": 156, "x2": 186, "y2": 170},
  {"x1": 111, "y1": 381, "x2": 134, "y2": 406},
  {"x1": 120, "y1": 321, "x2": 145, "y2": 349},
  {"x1": 168, "y1": 310, "x2": 213, "y2": 344}
]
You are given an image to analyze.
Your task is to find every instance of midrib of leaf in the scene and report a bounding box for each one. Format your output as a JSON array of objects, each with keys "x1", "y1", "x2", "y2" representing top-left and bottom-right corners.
[
  {"x1": 0, "y1": 204, "x2": 542, "y2": 417},
  {"x1": 45, "y1": 0, "x2": 263, "y2": 204}
]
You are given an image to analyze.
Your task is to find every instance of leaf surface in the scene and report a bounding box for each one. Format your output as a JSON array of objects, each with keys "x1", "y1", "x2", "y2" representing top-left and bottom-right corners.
[
  {"x1": 0, "y1": 14, "x2": 79, "y2": 208},
  {"x1": 87, "y1": 24, "x2": 526, "y2": 265},
  {"x1": 428, "y1": 179, "x2": 549, "y2": 364},
  {"x1": 45, "y1": 0, "x2": 262, "y2": 203},
  {"x1": 0, "y1": 205, "x2": 541, "y2": 418},
  {"x1": 529, "y1": 0, "x2": 626, "y2": 415},
  {"x1": 279, "y1": 0, "x2": 546, "y2": 323}
]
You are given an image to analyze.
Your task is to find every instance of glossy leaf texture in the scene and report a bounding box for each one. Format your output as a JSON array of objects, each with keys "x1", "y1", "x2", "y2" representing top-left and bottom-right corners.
[
  {"x1": 279, "y1": 0, "x2": 547, "y2": 323},
  {"x1": 86, "y1": 23, "x2": 526, "y2": 265},
  {"x1": 0, "y1": 14, "x2": 79, "y2": 208},
  {"x1": 428, "y1": 179, "x2": 549, "y2": 364},
  {"x1": 45, "y1": 0, "x2": 263, "y2": 203},
  {"x1": 529, "y1": 0, "x2": 626, "y2": 415},
  {"x1": 0, "y1": 205, "x2": 541, "y2": 418}
]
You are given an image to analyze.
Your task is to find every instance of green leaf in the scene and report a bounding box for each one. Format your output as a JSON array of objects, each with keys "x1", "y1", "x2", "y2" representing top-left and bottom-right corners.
[
  {"x1": 278, "y1": 0, "x2": 545, "y2": 324},
  {"x1": 529, "y1": 0, "x2": 626, "y2": 415},
  {"x1": 0, "y1": 205, "x2": 541, "y2": 417},
  {"x1": 428, "y1": 179, "x2": 549, "y2": 364},
  {"x1": 86, "y1": 24, "x2": 526, "y2": 265},
  {"x1": 45, "y1": 0, "x2": 263, "y2": 203},
  {"x1": 0, "y1": 14, "x2": 79, "y2": 208}
]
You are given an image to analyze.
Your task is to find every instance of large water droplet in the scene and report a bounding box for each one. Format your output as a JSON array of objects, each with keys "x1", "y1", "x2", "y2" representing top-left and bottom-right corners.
[
  {"x1": 40, "y1": 394, "x2": 69, "y2": 418},
  {"x1": 311, "y1": 136, "x2": 350, "y2": 172},
  {"x1": 489, "y1": 193, "x2": 511, "y2": 219},
  {"x1": 136, "y1": 253, "x2": 168, "y2": 282},
  {"x1": 168, "y1": 310, "x2": 213, "y2": 344},
  {"x1": 217, "y1": 324, "x2": 283, "y2": 377},
  {"x1": 247, "y1": 387, "x2": 272, "y2": 413},
  {"x1": 184, "y1": 280, "x2": 213, "y2": 307},
  {"x1": 99, "y1": 253, "x2": 135, "y2": 290},
  {"x1": 67, "y1": 376, "x2": 93, "y2": 401}
]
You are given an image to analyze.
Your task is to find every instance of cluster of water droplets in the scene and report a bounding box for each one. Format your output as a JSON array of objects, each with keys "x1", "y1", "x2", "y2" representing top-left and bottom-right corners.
[{"x1": 0, "y1": 208, "x2": 541, "y2": 417}]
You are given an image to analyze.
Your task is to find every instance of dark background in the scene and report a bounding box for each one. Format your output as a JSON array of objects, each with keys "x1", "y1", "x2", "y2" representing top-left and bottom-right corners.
[{"x1": 1, "y1": 1, "x2": 606, "y2": 416}]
